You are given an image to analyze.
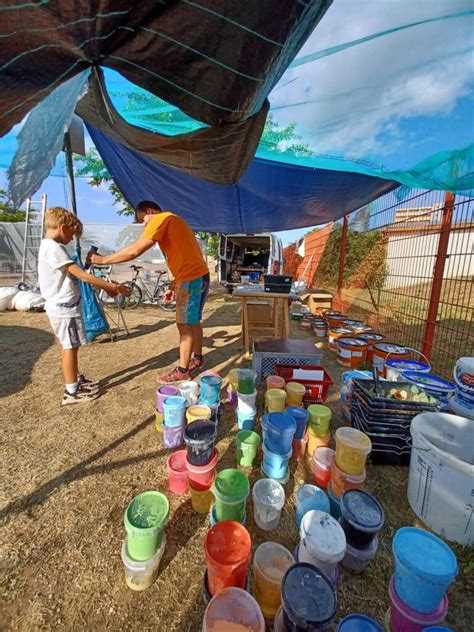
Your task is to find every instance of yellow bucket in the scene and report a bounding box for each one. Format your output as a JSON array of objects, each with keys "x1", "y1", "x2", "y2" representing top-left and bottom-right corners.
[
  {"x1": 335, "y1": 427, "x2": 371, "y2": 475},
  {"x1": 189, "y1": 482, "x2": 214, "y2": 514},
  {"x1": 285, "y1": 382, "x2": 306, "y2": 407},
  {"x1": 186, "y1": 404, "x2": 212, "y2": 424},
  {"x1": 155, "y1": 410, "x2": 164, "y2": 432},
  {"x1": 265, "y1": 388, "x2": 287, "y2": 412},
  {"x1": 228, "y1": 368, "x2": 240, "y2": 390}
]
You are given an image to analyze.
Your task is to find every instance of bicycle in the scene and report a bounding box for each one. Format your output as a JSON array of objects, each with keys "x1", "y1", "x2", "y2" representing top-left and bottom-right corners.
[
  {"x1": 122, "y1": 265, "x2": 176, "y2": 311},
  {"x1": 89, "y1": 264, "x2": 126, "y2": 309}
]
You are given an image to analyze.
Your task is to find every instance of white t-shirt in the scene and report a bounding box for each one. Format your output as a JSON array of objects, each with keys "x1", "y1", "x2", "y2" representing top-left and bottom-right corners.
[{"x1": 38, "y1": 239, "x2": 81, "y2": 317}]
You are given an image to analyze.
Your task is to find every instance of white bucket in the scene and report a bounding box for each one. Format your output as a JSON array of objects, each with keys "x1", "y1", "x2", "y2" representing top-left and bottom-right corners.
[
  {"x1": 299, "y1": 510, "x2": 346, "y2": 577},
  {"x1": 252, "y1": 478, "x2": 285, "y2": 531},
  {"x1": 178, "y1": 381, "x2": 200, "y2": 406},
  {"x1": 408, "y1": 412, "x2": 474, "y2": 545},
  {"x1": 237, "y1": 390, "x2": 257, "y2": 414},
  {"x1": 453, "y1": 357, "x2": 474, "y2": 394}
]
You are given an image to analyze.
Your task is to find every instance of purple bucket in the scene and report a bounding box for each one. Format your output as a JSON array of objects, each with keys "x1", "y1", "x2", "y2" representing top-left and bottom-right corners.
[
  {"x1": 156, "y1": 385, "x2": 180, "y2": 413},
  {"x1": 163, "y1": 422, "x2": 185, "y2": 449}
]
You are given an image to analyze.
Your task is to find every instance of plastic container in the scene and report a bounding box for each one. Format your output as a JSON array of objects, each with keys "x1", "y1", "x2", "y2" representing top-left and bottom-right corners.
[
  {"x1": 121, "y1": 534, "x2": 166, "y2": 591},
  {"x1": 286, "y1": 381, "x2": 307, "y2": 406},
  {"x1": 178, "y1": 380, "x2": 199, "y2": 406},
  {"x1": 155, "y1": 409, "x2": 164, "y2": 432},
  {"x1": 340, "y1": 489, "x2": 384, "y2": 548},
  {"x1": 372, "y1": 343, "x2": 410, "y2": 377},
  {"x1": 237, "y1": 430, "x2": 261, "y2": 467},
  {"x1": 293, "y1": 545, "x2": 340, "y2": 587},
  {"x1": 265, "y1": 388, "x2": 287, "y2": 413},
  {"x1": 281, "y1": 563, "x2": 337, "y2": 631},
  {"x1": 202, "y1": 587, "x2": 265, "y2": 632},
  {"x1": 356, "y1": 332, "x2": 385, "y2": 362},
  {"x1": 236, "y1": 408, "x2": 257, "y2": 430},
  {"x1": 228, "y1": 368, "x2": 240, "y2": 390},
  {"x1": 186, "y1": 448, "x2": 218, "y2": 490},
  {"x1": 237, "y1": 390, "x2": 257, "y2": 414},
  {"x1": 262, "y1": 441, "x2": 292, "y2": 479},
  {"x1": 124, "y1": 491, "x2": 170, "y2": 561},
  {"x1": 392, "y1": 527, "x2": 457, "y2": 614},
  {"x1": 299, "y1": 510, "x2": 346, "y2": 577},
  {"x1": 252, "y1": 478, "x2": 285, "y2": 531},
  {"x1": 162, "y1": 395, "x2": 186, "y2": 427},
  {"x1": 453, "y1": 356, "x2": 474, "y2": 392},
  {"x1": 286, "y1": 406, "x2": 309, "y2": 439},
  {"x1": 186, "y1": 404, "x2": 212, "y2": 424},
  {"x1": 335, "y1": 427, "x2": 371, "y2": 475},
  {"x1": 330, "y1": 460, "x2": 366, "y2": 497},
  {"x1": 296, "y1": 484, "x2": 330, "y2": 529},
  {"x1": 226, "y1": 384, "x2": 238, "y2": 407},
  {"x1": 328, "y1": 327, "x2": 353, "y2": 352},
  {"x1": 314, "y1": 322, "x2": 328, "y2": 338},
  {"x1": 408, "y1": 412, "x2": 474, "y2": 545},
  {"x1": 267, "y1": 375, "x2": 286, "y2": 390},
  {"x1": 189, "y1": 478, "x2": 214, "y2": 513},
  {"x1": 341, "y1": 534, "x2": 379, "y2": 574},
  {"x1": 261, "y1": 461, "x2": 290, "y2": 485},
  {"x1": 162, "y1": 421, "x2": 185, "y2": 449},
  {"x1": 307, "y1": 427, "x2": 331, "y2": 455},
  {"x1": 238, "y1": 368, "x2": 257, "y2": 394},
  {"x1": 209, "y1": 503, "x2": 247, "y2": 527},
  {"x1": 204, "y1": 521, "x2": 252, "y2": 596},
  {"x1": 327, "y1": 482, "x2": 342, "y2": 520},
  {"x1": 449, "y1": 392, "x2": 474, "y2": 419},
  {"x1": 386, "y1": 358, "x2": 430, "y2": 381},
  {"x1": 253, "y1": 542, "x2": 295, "y2": 620},
  {"x1": 265, "y1": 411, "x2": 297, "y2": 455},
  {"x1": 184, "y1": 420, "x2": 217, "y2": 466},
  {"x1": 326, "y1": 313, "x2": 347, "y2": 328},
  {"x1": 200, "y1": 375, "x2": 222, "y2": 405},
  {"x1": 402, "y1": 371, "x2": 456, "y2": 411},
  {"x1": 389, "y1": 575, "x2": 449, "y2": 632},
  {"x1": 337, "y1": 614, "x2": 384, "y2": 631},
  {"x1": 336, "y1": 337, "x2": 368, "y2": 369},
  {"x1": 291, "y1": 433, "x2": 309, "y2": 461},
  {"x1": 307, "y1": 404, "x2": 332, "y2": 437},
  {"x1": 213, "y1": 469, "x2": 250, "y2": 522},
  {"x1": 156, "y1": 385, "x2": 180, "y2": 413},
  {"x1": 313, "y1": 447, "x2": 335, "y2": 490},
  {"x1": 166, "y1": 450, "x2": 189, "y2": 494}
]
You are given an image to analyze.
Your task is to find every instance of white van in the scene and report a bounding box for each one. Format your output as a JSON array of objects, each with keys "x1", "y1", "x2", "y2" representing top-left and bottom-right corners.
[{"x1": 217, "y1": 233, "x2": 284, "y2": 292}]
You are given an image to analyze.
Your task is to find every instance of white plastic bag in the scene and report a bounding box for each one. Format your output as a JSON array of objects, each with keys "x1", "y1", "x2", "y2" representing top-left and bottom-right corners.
[
  {"x1": 10, "y1": 290, "x2": 45, "y2": 311},
  {"x1": 0, "y1": 287, "x2": 19, "y2": 311}
]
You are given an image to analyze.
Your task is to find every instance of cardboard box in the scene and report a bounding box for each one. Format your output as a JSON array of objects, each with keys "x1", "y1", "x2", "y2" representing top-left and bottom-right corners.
[{"x1": 300, "y1": 290, "x2": 333, "y2": 315}]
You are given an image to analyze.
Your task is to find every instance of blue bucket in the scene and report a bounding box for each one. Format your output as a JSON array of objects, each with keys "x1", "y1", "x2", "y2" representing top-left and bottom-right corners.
[
  {"x1": 236, "y1": 409, "x2": 257, "y2": 431},
  {"x1": 401, "y1": 371, "x2": 456, "y2": 411},
  {"x1": 337, "y1": 614, "x2": 384, "y2": 631},
  {"x1": 200, "y1": 375, "x2": 222, "y2": 405},
  {"x1": 265, "y1": 412, "x2": 296, "y2": 455},
  {"x1": 286, "y1": 406, "x2": 309, "y2": 440},
  {"x1": 392, "y1": 527, "x2": 457, "y2": 614},
  {"x1": 327, "y1": 482, "x2": 342, "y2": 520},
  {"x1": 162, "y1": 396, "x2": 186, "y2": 427},
  {"x1": 295, "y1": 484, "x2": 330, "y2": 529},
  {"x1": 262, "y1": 441, "x2": 292, "y2": 479}
]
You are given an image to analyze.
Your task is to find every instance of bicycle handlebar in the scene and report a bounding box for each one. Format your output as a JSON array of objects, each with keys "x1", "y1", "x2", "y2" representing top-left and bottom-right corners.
[{"x1": 130, "y1": 265, "x2": 143, "y2": 270}]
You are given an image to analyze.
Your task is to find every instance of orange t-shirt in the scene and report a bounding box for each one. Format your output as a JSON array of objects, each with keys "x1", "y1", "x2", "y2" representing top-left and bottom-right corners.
[{"x1": 143, "y1": 212, "x2": 209, "y2": 283}]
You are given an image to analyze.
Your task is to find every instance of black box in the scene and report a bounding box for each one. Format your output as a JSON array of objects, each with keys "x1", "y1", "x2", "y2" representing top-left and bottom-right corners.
[{"x1": 263, "y1": 274, "x2": 293, "y2": 294}]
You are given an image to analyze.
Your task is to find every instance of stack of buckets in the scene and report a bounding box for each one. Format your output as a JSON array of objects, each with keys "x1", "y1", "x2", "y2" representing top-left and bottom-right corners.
[
  {"x1": 261, "y1": 410, "x2": 296, "y2": 483},
  {"x1": 306, "y1": 404, "x2": 332, "y2": 459},
  {"x1": 236, "y1": 369, "x2": 258, "y2": 430},
  {"x1": 389, "y1": 527, "x2": 457, "y2": 631},
  {"x1": 121, "y1": 491, "x2": 170, "y2": 591}
]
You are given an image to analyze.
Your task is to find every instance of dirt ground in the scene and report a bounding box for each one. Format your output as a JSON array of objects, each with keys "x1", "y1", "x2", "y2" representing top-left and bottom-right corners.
[{"x1": 1, "y1": 286, "x2": 472, "y2": 631}]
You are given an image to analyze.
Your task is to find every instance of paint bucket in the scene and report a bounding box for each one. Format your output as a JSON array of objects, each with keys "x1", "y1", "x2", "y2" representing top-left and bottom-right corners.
[
  {"x1": 286, "y1": 381, "x2": 307, "y2": 406},
  {"x1": 453, "y1": 356, "x2": 474, "y2": 393},
  {"x1": 236, "y1": 408, "x2": 257, "y2": 431},
  {"x1": 166, "y1": 450, "x2": 189, "y2": 494},
  {"x1": 186, "y1": 404, "x2": 212, "y2": 424},
  {"x1": 184, "y1": 419, "x2": 217, "y2": 466},
  {"x1": 155, "y1": 409, "x2": 164, "y2": 432},
  {"x1": 253, "y1": 542, "x2": 295, "y2": 620},
  {"x1": 295, "y1": 484, "x2": 330, "y2": 529},
  {"x1": 178, "y1": 380, "x2": 199, "y2": 406},
  {"x1": 281, "y1": 563, "x2": 337, "y2": 631},
  {"x1": 162, "y1": 395, "x2": 186, "y2": 427},
  {"x1": 121, "y1": 534, "x2": 166, "y2": 591},
  {"x1": 293, "y1": 546, "x2": 340, "y2": 587},
  {"x1": 299, "y1": 510, "x2": 346, "y2": 577},
  {"x1": 189, "y1": 478, "x2": 214, "y2": 514},
  {"x1": 402, "y1": 371, "x2": 455, "y2": 410},
  {"x1": 202, "y1": 587, "x2": 265, "y2": 632},
  {"x1": 307, "y1": 427, "x2": 331, "y2": 455},
  {"x1": 341, "y1": 534, "x2": 379, "y2": 575},
  {"x1": 265, "y1": 411, "x2": 297, "y2": 454},
  {"x1": 385, "y1": 354, "x2": 430, "y2": 381},
  {"x1": 124, "y1": 491, "x2": 170, "y2": 561},
  {"x1": 209, "y1": 503, "x2": 247, "y2": 527},
  {"x1": 228, "y1": 368, "x2": 240, "y2": 390},
  {"x1": 356, "y1": 332, "x2": 385, "y2": 362},
  {"x1": 392, "y1": 527, "x2": 457, "y2": 614},
  {"x1": 265, "y1": 388, "x2": 287, "y2": 412},
  {"x1": 200, "y1": 375, "x2": 222, "y2": 405},
  {"x1": 389, "y1": 575, "x2": 449, "y2": 632},
  {"x1": 336, "y1": 337, "x2": 368, "y2": 369},
  {"x1": 186, "y1": 448, "x2": 218, "y2": 490},
  {"x1": 162, "y1": 421, "x2": 185, "y2": 449},
  {"x1": 262, "y1": 442, "x2": 292, "y2": 479},
  {"x1": 313, "y1": 321, "x2": 328, "y2": 338},
  {"x1": 291, "y1": 432, "x2": 309, "y2": 461},
  {"x1": 340, "y1": 370, "x2": 373, "y2": 422},
  {"x1": 202, "y1": 569, "x2": 251, "y2": 605},
  {"x1": 307, "y1": 404, "x2": 332, "y2": 437},
  {"x1": 252, "y1": 478, "x2": 285, "y2": 531},
  {"x1": 330, "y1": 460, "x2": 366, "y2": 497},
  {"x1": 372, "y1": 342, "x2": 410, "y2": 377},
  {"x1": 237, "y1": 389, "x2": 258, "y2": 414},
  {"x1": 337, "y1": 614, "x2": 384, "y2": 631},
  {"x1": 238, "y1": 368, "x2": 257, "y2": 394},
  {"x1": 267, "y1": 375, "x2": 286, "y2": 390},
  {"x1": 328, "y1": 327, "x2": 353, "y2": 352},
  {"x1": 339, "y1": 489, "x2": 384, "y2": 549},
  {"x1": 301, "y1": 318, "x2": 313, "y2": 331},
  {"x1": 327, "y1": 313, "x2": 347, "y2": 328},
  {"x1": 312, "y1": 447, "x2": 335, "y2": 490},
  {"x1": 227, "y1": 384, "x2": 238, "y2": 407},
  {"x1": 212, "y1": 469, "x2": 250, "y2": 522},
  {"x1": 205, "y1": 401, "x2": 220, "y2": 423},
  {"x1": 204, "y1": 521, "x2": 252, "y2": 596},
  {"x1": 449, "y1": 392, "x2": 474, "y2": 419},
  {"x1": 236, "y1": 430, "x2": 261, "y2": 467},
  {"x1": 327, "y1": 482, "x2": 342, "y2": 520},
  {"x1": 155, "y1": 385, "x2": 180, "y2": 413},
  {"x1": 335, "y1": 427, "x2": 371, "y2": 476},
  {"x1": 286, "y1": 406, "x2": 309, "y2": 439}
]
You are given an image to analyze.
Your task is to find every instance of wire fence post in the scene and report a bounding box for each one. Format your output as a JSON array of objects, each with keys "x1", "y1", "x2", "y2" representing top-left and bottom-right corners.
[
  {"x1": 336, "y1": 215, "x2": 348, "y2": 309},
  {"x1": 422, "y1": 191, "x2": 455, "y2": 360}
]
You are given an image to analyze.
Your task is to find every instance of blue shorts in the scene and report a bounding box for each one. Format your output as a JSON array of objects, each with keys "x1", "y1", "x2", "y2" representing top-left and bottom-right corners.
[{"x1": 176, "y1": 273, "x2": 210, "y2": 324}]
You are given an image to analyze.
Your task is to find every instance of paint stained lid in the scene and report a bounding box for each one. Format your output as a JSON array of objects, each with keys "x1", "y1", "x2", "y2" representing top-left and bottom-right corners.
[
  {"x1": 330, "y1": 327, "x2": 353, "y2": 335},
  {"x1": 337, "y1": 337, "x2": 368, "y2": 347},
  {"x1": 373, "y1": 342, "x2": 409, "y2": 353},
  {"x1": 402, "y1": 371, "x2": 456, "y2": 393},
  {"x1": 386, "y1": 359, "x2": 429, "y2": 371},
  {"x1": 340, "y1": 489, "x2": 385, "y2": 533},
  {"x1": 357, "y1": 333, "x2": 385, "y2": 341},
  {"x1": 282, "y1": 562, "x2": 337, "y2": 627}
]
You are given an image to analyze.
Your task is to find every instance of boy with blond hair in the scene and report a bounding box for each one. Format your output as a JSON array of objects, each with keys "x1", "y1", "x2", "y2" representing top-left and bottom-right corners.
[{"x1": 38, "y1": 207, "x2": 130, "y2": 405}]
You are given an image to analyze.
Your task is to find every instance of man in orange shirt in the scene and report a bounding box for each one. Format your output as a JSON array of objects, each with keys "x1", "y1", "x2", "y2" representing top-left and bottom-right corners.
[{"x1": 91, "y1": 201, "x2": 210, "y2": 383}]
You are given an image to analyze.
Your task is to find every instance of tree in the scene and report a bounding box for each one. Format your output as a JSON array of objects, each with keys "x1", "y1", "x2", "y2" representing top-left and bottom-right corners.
[{"x1": 0, "y1": 189, "x2": 25, "y2": 221}]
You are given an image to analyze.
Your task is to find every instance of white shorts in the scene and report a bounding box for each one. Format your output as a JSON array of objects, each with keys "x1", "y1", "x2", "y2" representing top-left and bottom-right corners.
[{"x1": 49, "y1": 315, "x2": 87, "y2": 349}]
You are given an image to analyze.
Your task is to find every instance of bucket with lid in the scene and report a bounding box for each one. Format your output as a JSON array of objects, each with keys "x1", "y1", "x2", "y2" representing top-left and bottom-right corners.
[
  {"x1": 402, "y1": 371, "x2": 456, "y2": 410},
  {"x1": 341, "y1": 534, "x2": 379, "y2": 574},
  {"x1": 238, "y1": 368, "x2": 257, "y2": 394},
  {"x1": 265, "y1": 411, "x2": 297, "y2": 455},
  {"x1": 286, "y1": 381, "x2": 307, "y2": 407},
  {"x1": 252, "y1": 478, "x2": 285, "y2": 531},
  {"x1": 200, "y1": 375, "x2": 222, "y2": 405},
  {"x1": 453, "y1": 356, "x2": 474, "y2": 393},
  {"x1": 178, "y1": 380, "x2": 199, "y2": 406},
  {"x1": 155, "y1": 385, "x2": 180, "y2": 413},
  {"x1": 262, "y1": 441, "x2": 292, "y2": 479},
  {"x1": 449, "y1": 392, "x2": 474, "y2": 419},
  {"x1": 331, "y1": 460, "x2": 366, "y2": 497},
  {"x1": 155, "y1": 409, "x2": 164, "y2": 432},
  {"x1": 389, "y1": 575, "x2": 449, "y2": 632},
  {"x1": 356, "y1": 333, "x2": 385, "y2": 362},
  {"x1": 237, "y1": 389, "x2": 257, "y2": 414},
  {"x1": 339, "y1": 489, "x2": 384, "y2": 548},
  {"x1": 299, "y1": 510, "x2": 346, "y2": 577},
  {"x1": 162, "y1": 396, "x2": 186, "y2": 427},
  {"x1": 186, "y1": 404, "x2": 212, "y2": 424},
  {"x1": 335, "y1": 427, "x2": 371, "y2": 476},
  {"x1": 227, "y1": 384, "x2": 238, "y2": 407},
  {"x1": 281, "y1": 562, "x2": 338, "y2": 631},
  {"x1": 291, "y1": 432, "x2": 309, "y2": 461},
  {"x1": 267, "y1": 375, "x2": 286, "y2": 390},
  {"x1": 307, "y1": 404, "x2": 332, "y2": 437},
  {"x1": 253, "y1": 542, "x2": 295, "y2": 620},
  {"x1": 124, "y1": 491, "x2": 170, "y2": 561},
  {"x1": 385, "y1": 349, "x2": 430, "y2": 381},
  {"x1": 372, "y1": 342, "x2": 410, "y2": 377},
  {"x1": 336, "y1": 337, "x2": 368, "y2": 369},
  {"x1": 313, "y1": 447, "x2": 335, "y2": 490},
  {"x1": 265, "y1": 388, "x2": 287, "y2": 413},
  {"x1": 261, "y1": 461, "x2": 290, "y2": 485},
  {"x1": 296, "y1": 484, "x2": 330, "y2": 529},
  {"x1": 204, "y1": 521, "x2": 252, "y2": 596},
  {"x1": 392, "y1": 527, "x2": 458, "y2": 614},
  {"x1": 237, "y1": 430, "x2": 261, "y2": 467},
  {"x1": 184, "y1": 420, "x2": 217, "y2": 466},
  {"x1": 337, "y1": 614, "x2": 384, "y2": 631},
  {"x1": 121, "y1": 534, "x2": 166, "y2": 591},
  {"x1": 162, "y1": 421, "x2": 185, "y2": 449},
  {"x1": 313, "y1": 321, "x2": 328, "y2": 338},
  {"x1": 327, "y1": 482, "x2": 342, "y2": 520},
  {"x1": 307, "y1": 427, "x2": 331, "y2": 456},
  {"x1": 286, "y1": 406, "x2": 309, "y2": 440},
  {"x1": 202, "y1": 587, "x2": 265, "y2": 632},
  {"x1": 293, "y1": 545, "x2": 340, "y2": 587},
  {"x1": 326, "y1": 313, "x2": 347, "y2": 328},
  {"x1": 212, "y1": 469, "x2": 250, "y2": 522},
  {"x1": 328, "y1": 327, "x2": 353, "y2": 352},
  {"x1": 209, "y1": 502, "x2": 247, "y2": 527},
  {"x1": 166, "y1": 450, "x2": 189, "y2": 494},
  {"x1": 186, "y1": 448, "x2": 218, "y2": 490},
  {"x1": 236, "y1": 408, "x2": 257, "y2": 430},
  {"x1": 189, "y1": 477, "x2": 214, "y2": 513}
]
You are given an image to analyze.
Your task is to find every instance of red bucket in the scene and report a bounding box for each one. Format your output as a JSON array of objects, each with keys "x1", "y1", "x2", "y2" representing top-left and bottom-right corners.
[
  {"x1": 204, "y1": 521, "x2": 252, "y2": 596},
  {"x1": 167, "y1": 450, "x2": 189, "y2": 494},
  {"x1": 186, "y1": 448, "x2": 219, "y2": 491}
]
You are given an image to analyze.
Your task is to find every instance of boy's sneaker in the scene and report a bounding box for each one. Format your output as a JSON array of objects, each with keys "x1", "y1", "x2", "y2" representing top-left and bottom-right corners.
[
  {"x1": 78, "y1": 374, "x2": 99, "y2": 392},
  {"x1": 188, "y1": 357, "x2": 205, "y2": 374},
  {"x1": 62, "y1": 385, "x2": 100, "y2": 406},
  {"x1": 156, "y1": 367, "x2": 191, "y2": 384}
]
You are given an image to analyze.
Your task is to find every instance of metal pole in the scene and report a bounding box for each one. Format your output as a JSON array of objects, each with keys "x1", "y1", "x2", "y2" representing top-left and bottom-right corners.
[
  {"x1": 337, "y1": 215, "x2": 348, "y2": 301},
  {"x1": 422, "y1": 192, "x2": 455, "y2": 359},
  {"x1": 63, "y1": 131, "x2": 81, "y2": 257}
]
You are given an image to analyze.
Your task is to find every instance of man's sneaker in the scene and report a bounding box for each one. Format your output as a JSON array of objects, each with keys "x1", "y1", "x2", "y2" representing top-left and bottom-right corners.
[
  {"x1": 188, "y1": 357, "x2": 205, "y2": 374},
  {"x1": 156, "y1": 367, "x2": 191, "y2": 384},
  {"x1": 62, "y1": 385, "x2": 100, "y2": 406},
  {"x1": 78, "y1": 374, "x2": 99, "y2": 392}
]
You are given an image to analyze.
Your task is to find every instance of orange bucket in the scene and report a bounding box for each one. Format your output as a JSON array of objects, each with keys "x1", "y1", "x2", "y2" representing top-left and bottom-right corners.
[
  {"x1": 356, "y1": 332, "x2": 385, "y2": 362},
  {"x1": 372, "y1": 342, "x2": 410, "y2": 377},
  {"x1": 204, "y1": 521, "x2": 252, "y2": 596},
  {"x1": 336, "y1": 337, "x2": 368, "y2": 369},
  {"x1": 328, "y1": 327, "x2": 352, "y2": 352},
  {"x1": 307, "y1": 427, "x2": 331, "y2": 456},
  {"x1": 330, "y1": 459, "x2": 366, "y2": 497},
  {"x1": 326, "y1": 314, "x2": 347, "y2": 328}
]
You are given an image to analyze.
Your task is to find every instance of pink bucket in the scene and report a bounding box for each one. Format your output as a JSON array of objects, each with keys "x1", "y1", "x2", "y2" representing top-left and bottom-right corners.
[
  {"x1": 167, "y1": 450, "x2": 189, "y2": 494},
  {"x1": 389, "y1": 576, "x2": 448, "y2": 632}
]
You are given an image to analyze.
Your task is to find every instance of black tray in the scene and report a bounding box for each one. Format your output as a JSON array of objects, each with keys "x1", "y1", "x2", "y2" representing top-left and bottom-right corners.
[
  {"x1": 263, "y1": 274, "x2": 293, "y2": 294},
  {"x1": 352, "y1": 419, "x2": 412, "y2": 466},
  {"x1": 352, "y1": 379, "x2": 440, "y2": 411},
  {"x1": 351, "y1": 392, "x2": 422, "y2": 424},
  {"x1": 350, "y1": 400, "x2": 413, "y2": 434}
]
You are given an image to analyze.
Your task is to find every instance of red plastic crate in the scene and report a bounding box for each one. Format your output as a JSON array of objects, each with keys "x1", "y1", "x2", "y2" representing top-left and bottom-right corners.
[{"x1": 275, "y1": 364, "x2": 334, "y2": 403}]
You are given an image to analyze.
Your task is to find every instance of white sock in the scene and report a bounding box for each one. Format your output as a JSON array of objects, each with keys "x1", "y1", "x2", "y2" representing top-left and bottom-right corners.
[{"x1": 66, "y1": 381, "x2": 79, "y2": 394}]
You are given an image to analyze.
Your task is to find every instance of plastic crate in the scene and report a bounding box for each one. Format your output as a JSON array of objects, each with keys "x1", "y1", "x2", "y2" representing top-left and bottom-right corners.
[
  {"x1": 275, "y1": 364, "x2": 333, "y2": 404},
  {"x1": 252, "y1": 339, "x2": 322, "y2": 386}
]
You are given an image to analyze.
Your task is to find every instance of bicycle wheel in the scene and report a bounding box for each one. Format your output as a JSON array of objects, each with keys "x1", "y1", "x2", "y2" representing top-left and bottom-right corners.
[
  {"x1": 156, "y1": 282, "x2": 176, "y2": 312},
  {"x1": 98, "y1": 289, "x2": 126, "y2": 309},
  {"x1": 122, "y1": 282, "x2": 142, "y2": 309}
]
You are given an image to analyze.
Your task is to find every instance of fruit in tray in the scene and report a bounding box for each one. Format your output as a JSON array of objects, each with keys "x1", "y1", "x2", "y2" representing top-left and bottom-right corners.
[{"x1": 367, "y1": 384, "x2": 437, "y2": 404}]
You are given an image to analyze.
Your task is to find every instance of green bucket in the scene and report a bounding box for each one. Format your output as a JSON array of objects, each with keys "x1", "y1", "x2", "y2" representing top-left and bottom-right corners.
[
  {"x1": 124, "y1": 491, "x2": 170, "y2": 561},
  {"x1": 237, "y1": 430, "x2": 261, "y2": 468},
  {"x1": 307, "y1": 404, "x2": 332, "y2": 437},
  {"x1": 212, "y1": 469, "x2": 250, "y2": 522}
]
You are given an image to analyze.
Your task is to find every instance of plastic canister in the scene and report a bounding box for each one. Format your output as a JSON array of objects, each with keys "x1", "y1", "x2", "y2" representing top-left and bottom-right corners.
[
  {"x1": 389, "y1": 575, "x2": 449, "y2": 632},
  {"x1": 327, "y1": 482, "x2": 342, "y2": 520},
  {"x1": 265, "y1": 411, "x2": 296, "y2": 455},
  {"x1": 236, "y1": 408, "x2": 257, "y2": 431},
  {"x1": 262, "y1": 442, "x2": 292, "y2": 480},
  {"x1": 162, "y1": 396, "x2": 186, "y2": 427},
  {"x1": 341, "y1": 535, "x2": 379, "y2": 574},
  {"x1": 372, "y1": 342, "x2": 410, "y2": 377},
  {"x1": 200, "y1": 375, "x2": 222, "y2": 405},
  {"x1": 299, "y1": 510, "x2": 346, "y2": 577},
  {"x1": 236, "y1": 430, "x2": 261, "y2": 467},
  {"x1": 162, "y1": 421, "x2": 185, "y2": 449},
  {"x1": 237, "y1": 390, "x2": 258, "y2": 414},
  {"x1": 291, "y1": 433, "x2": 309, "y2": 462},
  {"x1": 204, "y1": 522, "x2": 252, "y2": 597},
  {"x1": 252, "y1": 478, "x2": 285, "y2": 531},
  {"x1": 228, "y1": 368, "x2": 240, "y2": 390},
  {"x1": 184, "y1": 420, "x2": 217, "y2": 466},
  {"x1": 331, "y1": 460, "x2": 366, "y2": 497},
  {"x1": 286, "y1": 406, "x2": 309, "y2": 440},
  {"x1": 286, "y1": 381, "x2": 307, "y2": 406},
  {"x1": 238, "y1": 368, "x2": 257, "y2": 394},
  {"x1": 186, "y1": 404, "x2": 212, "y2": 423},
  {"x1": 212, "y1": 469, "x2": 250, "y2": 523},
  {"x1": 385, "y1": 358, "x2": 430, "y2": 381},
  {"x1": 202, "y1": 587, "x2": 265, "y2": 632},
  {"x1": 402, "y1": 371, "x2": 456, "y2": 411},
  {"x1": 453, "y1": 357, "x2": 474, "y2": 393},
  {"x1": 339, "y1": 487, "x2": 384, "y2": 551},
  {"x1": 312, "y1": 447, "x2": 335, "y2": 490},
  {"x1": 155, "y1": 385, "x2": 180, "y2": 413},
  {"x1": 124, "y1": 491, "x2": 170, "y2": 561},
  {"x1": 267, "y1": 374, "x2": 287, "y2": 390},
  {"x1": 265, "y1": 388, "x2": 287, "y2": 413},
  {"x1": 337, "y1": 614, "x2": 384, "y2": 631},
  {"x1": 335, "y1": 427, "x2": 371, "y2": 476},
  {"x1": 253, "y1": 542, "x2": 295, "y2": 620},
  {"x1": 356, "y1": 332, "x2": 385, "y2": 362},
  {"x1": 186, "y1": 448, "x2": 218, "y2": 490},
  {"x1": 296, "y1": 484, "x2": 330, "y2": 529},
  {"x1": 328, "y1": 327, "x2": 353, "y2": 352},
  {"x1": 336, "y1": 337, "x2": 368, "y2": 369},
  {"x1": 178, "y1": 380, "x2": 199, "y2": 406},
  {"x1": 166, "y1": 450, "x2": 189, "y2": 494},
  {"x1": 307, "y1": 427, "x2": 331, "y2": 456},
  {"x1": 121, "y1": 534, "x2": 166, "y2": 591},
  {"x1": 189, "y1": 478, "x2": 214, "y2": 514},
  {"x1": 307, "y1": 404, "x2": 332, "y2": 437}
]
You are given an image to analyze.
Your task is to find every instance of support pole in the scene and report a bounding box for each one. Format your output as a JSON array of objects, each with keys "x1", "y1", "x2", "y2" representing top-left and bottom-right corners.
[
  {"x1": 63, "y1": 131, "x2": 81, "y2": 257},
  {"x1": 336, "y1": 215, "x2": 348, "y2": 307},
  {"x1": 422, "y1": 192, "x2": 455, "y2": 359}
]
